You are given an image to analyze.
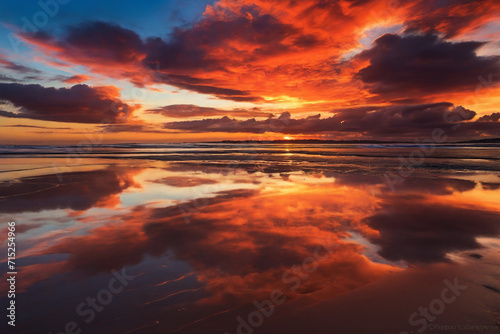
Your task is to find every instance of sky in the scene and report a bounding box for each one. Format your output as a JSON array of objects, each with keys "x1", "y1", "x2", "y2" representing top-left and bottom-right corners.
[{"x1": 0, "y1": 0, "x2": 499, "y2": 144}]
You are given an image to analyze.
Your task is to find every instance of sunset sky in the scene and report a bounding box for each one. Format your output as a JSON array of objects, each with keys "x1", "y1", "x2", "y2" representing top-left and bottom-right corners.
[{"x1": 0, "y1": 0, "x2": 499, "y2": 144}]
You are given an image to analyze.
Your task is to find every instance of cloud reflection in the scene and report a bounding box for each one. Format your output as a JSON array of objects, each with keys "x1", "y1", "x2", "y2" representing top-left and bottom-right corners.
[
  {"x1": 3, "y1": 163, "x2": 500, "y2": 332},
  {"x1": 0, "y1": 166, "x2": 141, "y2": 213}
]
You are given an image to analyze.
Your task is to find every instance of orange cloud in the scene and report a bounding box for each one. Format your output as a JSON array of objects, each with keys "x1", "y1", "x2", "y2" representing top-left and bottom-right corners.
[{"x1": 62, "y1": 74, "x2": 90, "y2": 84}]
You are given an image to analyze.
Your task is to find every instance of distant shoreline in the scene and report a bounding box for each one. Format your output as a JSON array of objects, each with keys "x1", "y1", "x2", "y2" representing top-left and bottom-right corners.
[
  {"x1": 218, "y1": 138, "x2": 500, "y2": 144},
  {"x1": 1, "y1": 138, "x2": 500, "y2": 148}
]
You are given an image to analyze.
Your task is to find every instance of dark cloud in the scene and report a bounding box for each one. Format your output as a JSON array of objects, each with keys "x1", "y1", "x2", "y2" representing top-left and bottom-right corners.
[
  {"x1": 0, "y1": 124, "x2": 71, "y2": 130},
  {"x1": 163, "y1": 112, "x2": 292, "y2": 134},
  {"x1": 149, "y1": 73, "x2": 263, "y2": 101},
  {"x1": 163, "y1": 102, "x2": 500, "y2": 139},
  {"x1": 0, "y1": 74, "x2": 21, "y2": 82},
  {"x1": 478, "y1": 112, "x2": 500, "y2": 122},
  {"x1": 0, "y1": 83, "x2": 137, "y2": 124},
  {"x1": 0, "y1": 110, "x2": 22, "y2": 119},
  {"x1": 23, "y1": 74, "x2": 89, "y2": 83},
  {"x1": 481, "y1": 182, "x2": 500, "y2": 190},
  {"x1": 356, "y1": 33, "x2": 500, "y2": 99},
  {"x1": 41, "y1": 21, "x2": 145, "y2": 65},
  {"x1": 164, "y1": 81, "x2": 262, "y2": 101},
  {"x1": 0, "y1": 73, "x2": 90, "y2": 84},
  {"x1": 0, "y1": 57, "x2": 41, "y2": 74},
  {"x1": 148, "y1": 104, "x2": 272, "y2": 118}
]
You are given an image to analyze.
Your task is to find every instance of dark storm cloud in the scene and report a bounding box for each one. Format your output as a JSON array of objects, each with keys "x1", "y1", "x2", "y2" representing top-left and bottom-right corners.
[
  {"x1": 0, "y1": 83, "x2": 137, "y2": 124},
  {"x1": 356, "y1": 33, "x2": 500, "y2": 99}
]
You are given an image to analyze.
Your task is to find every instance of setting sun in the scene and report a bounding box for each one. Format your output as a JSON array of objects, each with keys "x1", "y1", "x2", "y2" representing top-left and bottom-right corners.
[{"x1": 284, "y1": 136, "x2": 294, "y2": 140}]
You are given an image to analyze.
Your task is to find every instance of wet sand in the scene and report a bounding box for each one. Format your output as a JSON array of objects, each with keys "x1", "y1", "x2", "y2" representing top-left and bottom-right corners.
[{"x1": 0, "y1": 143, "x2": 499, "y2": 333}]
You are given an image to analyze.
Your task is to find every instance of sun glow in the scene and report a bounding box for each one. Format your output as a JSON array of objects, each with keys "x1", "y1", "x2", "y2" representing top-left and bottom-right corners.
[{"x1": 283, "y1": 136, "x2": 294, "y2": 140}]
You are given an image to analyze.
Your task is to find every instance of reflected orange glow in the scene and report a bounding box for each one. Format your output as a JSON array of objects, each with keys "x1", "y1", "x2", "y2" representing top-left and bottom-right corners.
[{"x1": 1, "y1": 156, "x2": 499, "y2": 333}]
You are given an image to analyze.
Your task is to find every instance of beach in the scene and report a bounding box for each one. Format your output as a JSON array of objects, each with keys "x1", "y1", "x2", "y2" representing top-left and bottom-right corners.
[{"x1": 1, "y1": 143, "x2": 499, "y2": 333}]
